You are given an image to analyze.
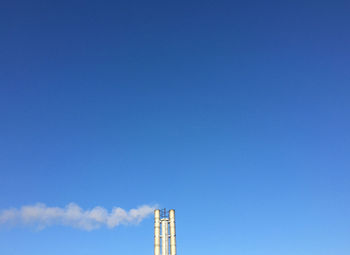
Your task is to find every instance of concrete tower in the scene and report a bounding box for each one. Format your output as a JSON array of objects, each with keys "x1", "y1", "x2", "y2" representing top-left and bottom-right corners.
[{"x1": 154, "y1": 209, "x2": 176, "y2": 255}]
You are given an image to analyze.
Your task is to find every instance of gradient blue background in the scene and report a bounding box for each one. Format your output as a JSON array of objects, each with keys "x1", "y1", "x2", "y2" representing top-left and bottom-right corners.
[{"x1": 0, "y1": 0, "x2": 349, "y2": 254}]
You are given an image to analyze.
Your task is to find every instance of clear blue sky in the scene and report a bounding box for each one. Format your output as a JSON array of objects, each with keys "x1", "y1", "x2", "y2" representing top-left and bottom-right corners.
[{"x1": 0, "y1": 0, "x2": 349, "y2": 254}]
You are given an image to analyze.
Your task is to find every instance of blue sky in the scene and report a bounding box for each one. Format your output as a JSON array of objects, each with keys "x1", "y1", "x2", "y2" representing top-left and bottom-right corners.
[{"x1": 0, "y1": 0, "x2": 349, "y2": 254}]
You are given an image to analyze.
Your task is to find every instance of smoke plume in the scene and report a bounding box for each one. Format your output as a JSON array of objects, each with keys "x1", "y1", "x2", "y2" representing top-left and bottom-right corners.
[{"x1": 0, "y1": 203, "x2": 156, "y2": 230}]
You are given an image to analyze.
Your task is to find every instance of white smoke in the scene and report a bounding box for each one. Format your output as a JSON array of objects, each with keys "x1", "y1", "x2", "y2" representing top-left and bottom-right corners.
[{"x1": 0, "y1": 203, "x2": 156, "y2": 231}]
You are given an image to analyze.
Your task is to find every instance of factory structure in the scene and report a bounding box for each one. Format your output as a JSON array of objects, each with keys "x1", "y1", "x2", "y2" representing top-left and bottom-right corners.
[{"x1": 154, "y1": 209, "x2": 176, "y2": 255}]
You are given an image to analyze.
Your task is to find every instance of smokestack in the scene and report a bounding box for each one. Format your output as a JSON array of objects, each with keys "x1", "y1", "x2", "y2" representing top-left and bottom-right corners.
[
  {"x1": 161, "y1": 218, "x2": 169, "y2": 255},
  {"x1": 169, "y1": 210, "x2": 176, "y2": 255},
  {"x1": 154, "y1": 210, "x2": 160, "y2": 255},
  {"x1": 155, "y1": 209, "x2": 176, "y2": 255}
]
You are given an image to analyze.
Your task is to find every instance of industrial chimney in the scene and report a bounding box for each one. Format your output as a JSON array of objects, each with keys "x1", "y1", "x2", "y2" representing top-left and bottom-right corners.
[{"x1": 154, "y1": 209, "x2": 176, "y2": 255}]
